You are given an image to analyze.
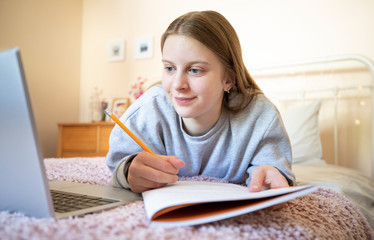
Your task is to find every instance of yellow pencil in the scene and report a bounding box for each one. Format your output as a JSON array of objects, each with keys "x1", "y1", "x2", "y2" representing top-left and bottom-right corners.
[{"x1": 104, "y1": 109, "x2": 156, "y2": 156}]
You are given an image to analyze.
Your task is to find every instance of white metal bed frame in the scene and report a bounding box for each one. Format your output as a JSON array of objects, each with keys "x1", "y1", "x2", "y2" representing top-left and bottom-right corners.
[{"x1": 251, "y1": 54, "x2": 374, "y2": 178}]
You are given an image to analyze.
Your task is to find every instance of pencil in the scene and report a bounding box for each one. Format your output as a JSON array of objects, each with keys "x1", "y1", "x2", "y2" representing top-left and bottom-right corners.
[{"x1": 104, "y1": 109, "x2": 156, "y2": 156}]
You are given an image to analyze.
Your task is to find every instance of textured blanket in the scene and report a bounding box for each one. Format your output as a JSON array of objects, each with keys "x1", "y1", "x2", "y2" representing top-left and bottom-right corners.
[{"x1": 1, "y1": 157, "x2": 373, "y2": 240}]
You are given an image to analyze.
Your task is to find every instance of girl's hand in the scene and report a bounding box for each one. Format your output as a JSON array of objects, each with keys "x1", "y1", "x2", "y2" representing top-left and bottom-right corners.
[
  {"x1": 248, "y1": 165, "x2": 289, "y2": 192},
  {"x1": 127, "y1": 152, "x2": 185, "y2": 193}
]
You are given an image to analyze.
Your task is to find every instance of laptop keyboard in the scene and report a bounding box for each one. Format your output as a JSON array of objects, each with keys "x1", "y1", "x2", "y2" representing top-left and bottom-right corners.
[{"x1": 51, "y1": 190, "x2": 119, "y2": 213}]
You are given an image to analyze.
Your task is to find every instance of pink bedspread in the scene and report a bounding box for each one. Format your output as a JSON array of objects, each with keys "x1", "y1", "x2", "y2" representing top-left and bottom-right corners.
[{"x1": 1, "y1": 157, "x2": 373, "y2": 240}]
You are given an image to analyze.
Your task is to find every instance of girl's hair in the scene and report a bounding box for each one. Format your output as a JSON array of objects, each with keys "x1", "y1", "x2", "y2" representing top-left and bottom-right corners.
[{"x1": 161, "y1": 10, "x2": 262, "y2": 113}]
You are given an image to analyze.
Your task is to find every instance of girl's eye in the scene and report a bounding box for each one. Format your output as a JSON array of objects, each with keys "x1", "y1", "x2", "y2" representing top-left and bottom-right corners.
[
  {"x1": 165, "y1": 66, "x2": 174, "y2": 72},
  {"x1": 190, "y1": 68, "x2": 201, "y2": 74}
]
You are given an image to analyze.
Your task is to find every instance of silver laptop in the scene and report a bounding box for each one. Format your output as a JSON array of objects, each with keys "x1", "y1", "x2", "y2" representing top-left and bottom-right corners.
[{"x1": 0, "y1": 47, "x2": 141, "y2": 219}]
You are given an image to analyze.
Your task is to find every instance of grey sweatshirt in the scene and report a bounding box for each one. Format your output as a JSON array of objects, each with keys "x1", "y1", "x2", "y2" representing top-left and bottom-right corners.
[{"x1": 106, "y1": 85, "x2": 295, "y2": 189}]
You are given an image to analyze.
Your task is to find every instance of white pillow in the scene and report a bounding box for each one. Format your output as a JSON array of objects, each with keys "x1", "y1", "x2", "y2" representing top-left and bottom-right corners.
[{"x1": 278, "y1": 100, "x2": 322, "y2": 164}]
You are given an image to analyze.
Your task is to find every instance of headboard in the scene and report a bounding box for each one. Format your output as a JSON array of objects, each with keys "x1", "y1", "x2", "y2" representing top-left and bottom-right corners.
[{"x1": 250, "y1": 54, "x2": 374, "y2": 178}]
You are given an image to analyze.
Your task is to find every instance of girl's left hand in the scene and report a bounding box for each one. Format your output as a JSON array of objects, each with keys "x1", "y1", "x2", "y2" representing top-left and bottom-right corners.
[{"x1": 248, "y1": 165, "x2": 289, "y2": 192}]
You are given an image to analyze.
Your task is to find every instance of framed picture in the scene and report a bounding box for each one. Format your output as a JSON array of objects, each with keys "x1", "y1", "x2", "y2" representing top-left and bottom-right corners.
[
  {"x1": 111, "y1": 97, "x2": 130, "y2": 119},
  {"x1": 134, "y1": 36, "x2": 153, "y2": 59},
  {"x1": 107, "y1": 39, "x2": 125, "y2": 62}
]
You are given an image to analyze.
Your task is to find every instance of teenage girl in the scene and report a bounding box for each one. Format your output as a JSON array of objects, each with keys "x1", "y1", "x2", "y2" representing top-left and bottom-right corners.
[{"x1": 106, "y1": 10, "x2": 295, "y2": 193}]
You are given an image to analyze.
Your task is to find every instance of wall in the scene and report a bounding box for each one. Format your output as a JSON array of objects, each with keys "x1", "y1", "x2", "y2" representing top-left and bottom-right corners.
[{"x1": 0, "y1": 0, "x2": 82, "y2": 157}]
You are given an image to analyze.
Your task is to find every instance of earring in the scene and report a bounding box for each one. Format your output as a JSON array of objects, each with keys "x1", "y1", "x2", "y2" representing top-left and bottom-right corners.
[{"x1": 226, "y1": 89, "x2": 230, "y2": 94}]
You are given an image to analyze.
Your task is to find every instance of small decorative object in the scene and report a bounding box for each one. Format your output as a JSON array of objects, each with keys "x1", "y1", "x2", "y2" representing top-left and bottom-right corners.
[
  {"x1": 101, "y1": 101, "x2": 108, "y2": 121},
  {"x1": 129, "y1": 77, "x2": 148, "y2": 101},
  {"x1": 90, "y1": 87, "x2": 108, "y2": 122},
  {"x1": 111, "y1": 98, "x2": 130, "y2": 119},
  {"x1": 134, "y1": 36, "x2": 153, "y2": 59}
]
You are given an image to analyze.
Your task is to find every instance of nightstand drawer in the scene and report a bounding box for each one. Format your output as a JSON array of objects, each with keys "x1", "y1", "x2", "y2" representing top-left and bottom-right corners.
[{"x1": 57, "y1": 122, "x2": 115, "y2": 157}]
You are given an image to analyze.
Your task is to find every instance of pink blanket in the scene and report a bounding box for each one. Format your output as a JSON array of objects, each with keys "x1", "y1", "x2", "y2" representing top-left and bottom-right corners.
[{"x1": 1, "y1": 157, "x2": 373, "y2": 240}]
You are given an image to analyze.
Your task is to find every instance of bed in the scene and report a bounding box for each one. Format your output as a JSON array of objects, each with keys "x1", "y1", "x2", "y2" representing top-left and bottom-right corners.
[
  {"x1": 1, "y1": 55, "x2": 374, "y2": 239},
  {"x1": 251, "y1": 54, "x2": 374, "y2": 231}
]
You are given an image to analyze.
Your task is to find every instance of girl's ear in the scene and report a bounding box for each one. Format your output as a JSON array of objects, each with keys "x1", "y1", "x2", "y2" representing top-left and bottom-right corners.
[{"x1": 224, "y1": 71, "x2": 235, "y2": 92}]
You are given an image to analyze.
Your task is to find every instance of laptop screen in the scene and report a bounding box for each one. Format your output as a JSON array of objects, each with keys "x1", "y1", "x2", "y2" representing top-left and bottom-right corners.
[{"x1": 0, "y1": 47, "x2": 54, "y2": 218}]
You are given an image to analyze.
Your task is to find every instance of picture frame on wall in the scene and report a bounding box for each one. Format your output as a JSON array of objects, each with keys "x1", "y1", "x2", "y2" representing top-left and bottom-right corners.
[
  {"x1": 107, "y1": 39, "x2": 125, "y2": 62},
  {"x1": 111, "y1": 97, "x2": 130, "y2": 119},
  {"x1": 134, "y1": 36, "x2": 153, "y2": 59}
]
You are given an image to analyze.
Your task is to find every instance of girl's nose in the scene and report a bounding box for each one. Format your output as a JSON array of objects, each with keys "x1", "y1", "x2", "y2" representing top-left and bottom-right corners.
[{"x1": 172, "y1": 71, "x2": 188, "y2": 91}]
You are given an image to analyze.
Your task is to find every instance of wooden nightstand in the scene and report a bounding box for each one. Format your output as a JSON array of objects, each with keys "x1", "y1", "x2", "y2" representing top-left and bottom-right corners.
[{"x1": 57, "y1": 122, "x2": 115, "y2": 157}]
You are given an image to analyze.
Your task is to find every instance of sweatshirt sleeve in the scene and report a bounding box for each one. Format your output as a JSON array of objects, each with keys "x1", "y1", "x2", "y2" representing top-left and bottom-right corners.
[
  {"x1": 105, "y1": 85, "x2": 171, "y2": 189},
  {"x1": 109, "y1": 153, "x2": 137, "y2": 189},
  {"x1": 105, "y1": 107, "x2": 150, "y2": 189},
  {"x1": 245, "y1": 113, "x2": 295, "y2": 187}
]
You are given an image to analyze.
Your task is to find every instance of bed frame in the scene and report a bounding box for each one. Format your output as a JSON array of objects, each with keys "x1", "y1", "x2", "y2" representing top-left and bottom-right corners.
[{"x1": 250, "y1": 54, "x2": 374, "y2": 178}]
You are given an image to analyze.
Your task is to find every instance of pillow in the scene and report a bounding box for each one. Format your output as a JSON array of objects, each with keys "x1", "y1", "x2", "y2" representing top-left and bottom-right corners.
[{"x1": 278, "y1": 100, "x2": 323, "y2": 164}]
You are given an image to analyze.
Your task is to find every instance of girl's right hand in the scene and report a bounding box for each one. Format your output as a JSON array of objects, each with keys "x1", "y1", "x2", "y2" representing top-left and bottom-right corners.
[{"x1": 127, "y1": 152, "x2": 185, "y2": 193}]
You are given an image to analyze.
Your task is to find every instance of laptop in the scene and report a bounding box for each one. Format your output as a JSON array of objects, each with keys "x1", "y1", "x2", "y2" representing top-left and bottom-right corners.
[{"x1": 0, "y1": 47, "x2": 141, "y2": 219}]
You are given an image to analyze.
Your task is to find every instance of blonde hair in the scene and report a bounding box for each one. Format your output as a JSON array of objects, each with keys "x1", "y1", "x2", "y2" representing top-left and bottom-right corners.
[{"x1": 161, "y1": 10, "x2": 262, "y2": 113}]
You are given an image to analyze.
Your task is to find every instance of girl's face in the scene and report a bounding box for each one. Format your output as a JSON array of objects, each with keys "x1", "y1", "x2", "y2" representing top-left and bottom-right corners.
[{"x1": 162, "y1": 34, "x2": 232, "y2": 135}]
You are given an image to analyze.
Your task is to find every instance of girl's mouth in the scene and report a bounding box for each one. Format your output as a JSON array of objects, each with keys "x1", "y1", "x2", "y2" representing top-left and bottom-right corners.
[{"x1": 174, "y1": 96, "x2": 195, "y2": 105}]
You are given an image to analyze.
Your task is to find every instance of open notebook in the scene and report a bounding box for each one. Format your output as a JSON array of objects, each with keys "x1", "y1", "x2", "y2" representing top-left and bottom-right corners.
[{"x1": 143, "y1": 181, "x2": 318, "y2": 227}]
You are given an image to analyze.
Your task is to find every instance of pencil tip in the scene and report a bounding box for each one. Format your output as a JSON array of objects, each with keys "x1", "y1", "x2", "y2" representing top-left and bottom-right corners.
[{"x1": 104, "y1": 109, "x2": 111, "y2": 116}]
